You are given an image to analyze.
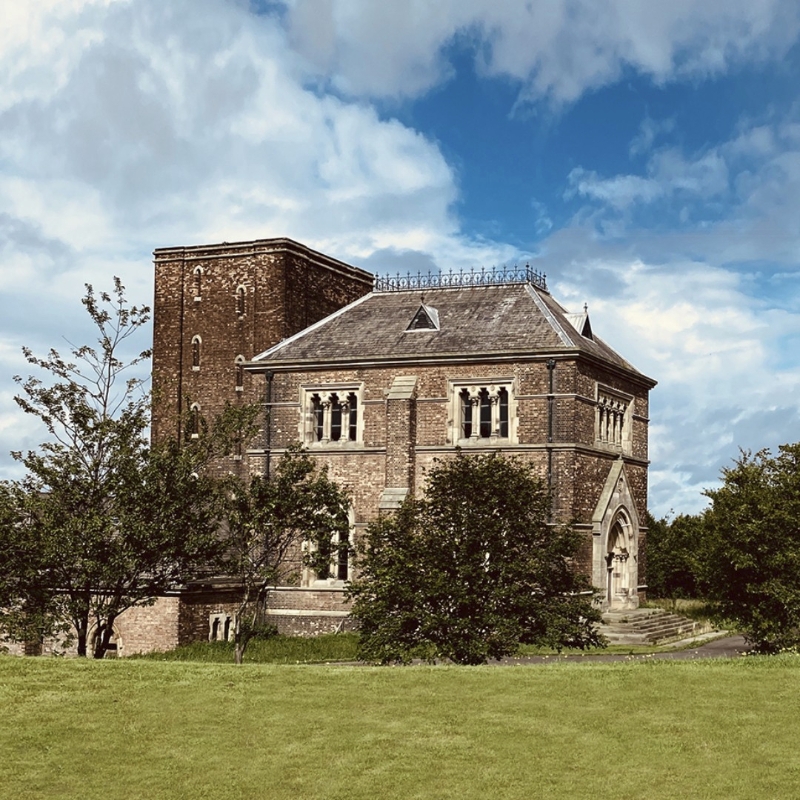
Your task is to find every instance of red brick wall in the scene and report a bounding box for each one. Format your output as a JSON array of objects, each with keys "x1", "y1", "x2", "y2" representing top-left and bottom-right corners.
[{"x1": 151, "y1": 239, "x2": 373, "y2": 472}]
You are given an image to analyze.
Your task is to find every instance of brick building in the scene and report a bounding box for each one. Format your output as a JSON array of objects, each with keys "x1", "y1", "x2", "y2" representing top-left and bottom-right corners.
[
  {"x1": 245, "y1": 266, "x2": 656, "y2": 630},
  {"x1": 98, "y1": 237, "x2": 655, "y2": 656},
  {"x1": 151, "y1": 237, "x2": 373, "y2": 457}
]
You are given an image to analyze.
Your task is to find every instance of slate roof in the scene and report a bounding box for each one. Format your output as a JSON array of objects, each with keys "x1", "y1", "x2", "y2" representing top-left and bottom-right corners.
[{"x1": 251, "y1": 283, "x2": 655, "y2": 385}]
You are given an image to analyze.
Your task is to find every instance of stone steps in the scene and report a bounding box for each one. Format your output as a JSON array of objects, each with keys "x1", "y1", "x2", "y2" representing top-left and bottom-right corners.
[{"x1": 599, "y1": 608, "x2": 715, "y2": 645}]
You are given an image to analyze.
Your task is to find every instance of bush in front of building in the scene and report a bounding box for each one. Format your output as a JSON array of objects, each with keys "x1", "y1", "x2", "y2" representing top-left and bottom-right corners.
[{"x1": 347, "y1": 451, "x2": 604, "y2": 665}]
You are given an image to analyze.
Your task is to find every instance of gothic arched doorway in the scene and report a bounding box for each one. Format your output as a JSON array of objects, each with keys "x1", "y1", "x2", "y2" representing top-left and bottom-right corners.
[{"x1": 606, "y1": 514, "x2": 634, "y2": 608}]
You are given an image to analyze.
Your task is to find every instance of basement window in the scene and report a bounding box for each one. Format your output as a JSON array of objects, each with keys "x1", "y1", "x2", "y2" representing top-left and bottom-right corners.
[{"x1": 209, "y1": 613, "x2": 232, "y2": 641}]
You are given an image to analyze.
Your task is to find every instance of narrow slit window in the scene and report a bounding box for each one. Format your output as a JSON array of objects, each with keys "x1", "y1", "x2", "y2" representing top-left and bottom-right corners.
[
  {"x1": 236, "y1": 286, "x2": 246, "y2": 317},
  {"x1": 347, "y1": 393, "x2": 358, "y2": 441},
  {"x1": 235, "y1": 357, "x2": 244, "y2": 390},
  {"x1": 479, "y1": 389, "x2": 491, "y2": 438},
  {"x1": 193, "y1": 267, "x2": 202, "y2": 299},
  {"x1": 330, "y1": 394, "x2": 342, "y2": 442},
  {"x1": 190, "y1": 403, "x2": 201, "y2": 438},
  {"x1": 191, "y1": 336, "x2": 201, "y2": 368},
  {"x1": 460, "y1": 389, "x2": 473, "y2": 438},
  {"x1": 499, "y1": 387, "x2": 509, "y2": 438}
]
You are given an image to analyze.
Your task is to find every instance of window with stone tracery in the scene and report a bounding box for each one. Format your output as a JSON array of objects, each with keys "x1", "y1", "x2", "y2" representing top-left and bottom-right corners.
[
  {"x1": 302, "y1": 507, "x2": 356, "y2": 587},
  {"x1": 449, "y1": 381, "x2": 516, "y2": 444},
  {"x1": 596, "y1": 385, "x2": 632, "y2": 452},
  {"x1": 302, "y1": 386, "x2": 363, "y2": 446}
]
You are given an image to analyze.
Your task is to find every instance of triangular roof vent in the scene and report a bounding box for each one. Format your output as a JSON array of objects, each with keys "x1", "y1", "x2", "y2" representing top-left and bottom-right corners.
[
  {"x1": 565, "y1": 310, "x2": 593, "y2": 340},
  {"x1": 406, "y1": 303, "x2": 440, "y2": 331}
]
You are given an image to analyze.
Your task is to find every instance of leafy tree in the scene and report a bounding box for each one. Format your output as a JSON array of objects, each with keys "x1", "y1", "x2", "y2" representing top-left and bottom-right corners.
[
  {"x1": 702, "y1": 444, "x2": 800, "y2": 652},
  {"x1": 0, "y1": 280, "x2": 253, "y2": 657},
  {"x1": 347, "y1": 452, "x2": 603, "y2": 665},
  {"x1": 645, "y1": 511, "x2": 704, "y2": 601},
  {"x1": 222, "y1": 445, "x2": 351, "y2": 664}
]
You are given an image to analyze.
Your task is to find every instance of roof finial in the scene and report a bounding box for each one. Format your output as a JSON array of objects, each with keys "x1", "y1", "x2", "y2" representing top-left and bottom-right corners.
[
  {"x1": 420, "y1": 292, "x2": 425, "y2": 305},
  {"x1": 583, "y1": 302, "x2": 588, "y2": 314}
]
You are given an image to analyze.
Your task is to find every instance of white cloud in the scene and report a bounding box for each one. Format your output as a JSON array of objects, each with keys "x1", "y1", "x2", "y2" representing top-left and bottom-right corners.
[
  {"x1": 540, "y1": 109, "x2": 800, "y2": 515},
  {"x1": 0, "y1": 0, "x2": 523, "y2": 480},
  {"x1": 283, "y1": 0, "x2": 800, "y2": 103},
  {"x1": 629, "y1": 117, "x2": 676, "y2": 158},
  {"x1": 1, "y1": 0, "x2": 799, "y2": 525},
  {"x1": 548, "y1": 253, "x2": 800, "y2": 516}
]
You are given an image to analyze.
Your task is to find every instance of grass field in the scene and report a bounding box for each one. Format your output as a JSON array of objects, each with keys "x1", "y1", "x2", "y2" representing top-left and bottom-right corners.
[
  {"x1": 2, "y1": 654, "x2": 799, "y2": 800},
  {"x1": 131, "y1": 632, "x2": 710, "y2": 664}
]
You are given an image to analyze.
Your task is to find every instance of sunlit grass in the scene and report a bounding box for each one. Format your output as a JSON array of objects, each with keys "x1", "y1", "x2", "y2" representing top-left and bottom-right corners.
[{"x1": 2, "y1": 654, "x2": 800, "y2": 799}]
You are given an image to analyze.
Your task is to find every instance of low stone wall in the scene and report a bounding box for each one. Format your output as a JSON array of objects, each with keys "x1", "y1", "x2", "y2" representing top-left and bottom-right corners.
[
  {"x1": 2, "y1": 585, "x2": 357, "y2": 657},
  {"x1": 265, "y1": 586, "x2": 354, "y2": 636}
]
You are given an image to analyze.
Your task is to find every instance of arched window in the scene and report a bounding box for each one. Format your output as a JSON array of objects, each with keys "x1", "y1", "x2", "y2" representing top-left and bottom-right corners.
[
  {"x1": 191, "y1": 335, "x2": 201, "y2": 369},
  {"x1": 303, "y1": 507, "x2": 355, "y2": 586},
  {"x1": 190, "y1": 402, "x2": 201, "y2": 439},
  {"x1": 193, "y1": 267, "x2": 203, "y2": 301},
  {"x1": 306, "y1": 390, "x2": 361, "y2": 444},
  {"x1": 235, "y1": 355, "x2": 245, "y2": 391},
  {"x1": 346, "y1": 392, "x2": 358, "y2": 441},
  {"x1": 456, "y1": 383, "x2": 512, "y2": 442},
  {"x1": 236, "y1": 285, "x2": 246, "y2": 317}
]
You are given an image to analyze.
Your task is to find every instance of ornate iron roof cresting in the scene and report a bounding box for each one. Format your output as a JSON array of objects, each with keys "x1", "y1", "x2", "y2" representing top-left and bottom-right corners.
[{"x1": 373, "y1": 264, "x2": 547, "y2": 293}]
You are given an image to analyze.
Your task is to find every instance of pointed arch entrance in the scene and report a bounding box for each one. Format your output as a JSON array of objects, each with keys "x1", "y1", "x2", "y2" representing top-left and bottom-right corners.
[
  {"x1": 605, "y1": 512, "x2": 634, "y2": 606},
  {"x1": 592, "y1": 460, "x2": 641, "y2": 611}
]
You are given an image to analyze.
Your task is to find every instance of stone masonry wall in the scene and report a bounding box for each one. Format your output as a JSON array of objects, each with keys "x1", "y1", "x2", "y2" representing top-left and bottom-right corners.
[{"x1": 259, "y1": 353, "x2": 651, "y2": 592}]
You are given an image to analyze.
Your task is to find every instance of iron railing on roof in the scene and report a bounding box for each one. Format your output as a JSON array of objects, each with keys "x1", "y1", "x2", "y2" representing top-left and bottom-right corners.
[{"x1": 373, "y1": 264, "x2": 547, "y2": 293}]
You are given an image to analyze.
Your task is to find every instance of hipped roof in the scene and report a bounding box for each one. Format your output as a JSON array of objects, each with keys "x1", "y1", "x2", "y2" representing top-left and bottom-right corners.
[{"x1": 250, "y1": 283, "x2": 655, "y2": 386}]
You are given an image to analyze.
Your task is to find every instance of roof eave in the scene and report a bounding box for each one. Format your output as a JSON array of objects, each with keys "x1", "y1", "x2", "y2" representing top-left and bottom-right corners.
[{"x1": 245, "y1": 349, "x2": 656, "y2": 388}]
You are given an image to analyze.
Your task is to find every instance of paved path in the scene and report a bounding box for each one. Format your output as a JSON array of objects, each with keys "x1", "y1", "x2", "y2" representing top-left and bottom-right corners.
[{"x1": 494, "y1": 634, "x2": 749, "y2": 666}]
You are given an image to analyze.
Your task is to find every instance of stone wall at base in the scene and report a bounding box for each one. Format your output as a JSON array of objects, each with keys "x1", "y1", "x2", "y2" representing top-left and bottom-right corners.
[{"x1": 114, "y1": 597, "x2": 181, "y2": 656}]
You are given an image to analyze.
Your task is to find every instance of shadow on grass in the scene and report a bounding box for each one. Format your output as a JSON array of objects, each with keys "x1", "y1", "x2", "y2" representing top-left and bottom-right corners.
[{"x1": 132, "y1": 632, "x2": 361, "y2": 664}]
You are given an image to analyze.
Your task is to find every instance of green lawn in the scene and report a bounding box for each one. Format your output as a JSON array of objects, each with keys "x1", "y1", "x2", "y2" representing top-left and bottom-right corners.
[
  {"x1": 2, "y1": 655, "x2": 799, "y2": 800},
  {"x1": 133, "y1": 631, "x2": 724, "y2": 665}
]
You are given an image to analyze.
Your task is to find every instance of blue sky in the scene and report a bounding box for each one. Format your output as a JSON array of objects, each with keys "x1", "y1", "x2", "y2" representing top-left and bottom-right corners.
[{"x1": 2, "y1": 0, "x2": 800, "y2": 516}]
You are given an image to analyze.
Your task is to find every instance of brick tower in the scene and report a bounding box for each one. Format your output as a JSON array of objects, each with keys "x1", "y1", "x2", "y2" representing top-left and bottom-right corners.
[{"x1": 151, "y1": 237, "x2": 374, "y2": 464}]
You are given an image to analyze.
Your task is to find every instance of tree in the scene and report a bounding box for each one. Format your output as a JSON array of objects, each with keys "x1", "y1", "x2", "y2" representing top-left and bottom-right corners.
[
  {"x1": 702, "y1": 444, "x2": 800, "y2": 652},
  {"x1": 347, "y1": 452, "x2": 603, "y2": 665},
  {"x1": 221, "y1": 445, "x2": 351, "y2": 664},
  {"x1": 0, "y1": 280, "x2": 247, "y2": 657},
  {"x1": 645, "y1": 511, "x2": 704, "y2": 602}
]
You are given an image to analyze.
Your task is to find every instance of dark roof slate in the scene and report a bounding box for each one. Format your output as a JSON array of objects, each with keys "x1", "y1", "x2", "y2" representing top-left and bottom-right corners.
[{"x1": 252, "y1": 283, "x2": 653, "y2": 384}]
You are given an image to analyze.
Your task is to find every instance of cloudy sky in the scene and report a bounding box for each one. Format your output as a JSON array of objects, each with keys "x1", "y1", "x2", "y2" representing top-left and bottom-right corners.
[{"x1": 2, "y1": 0, "x2": 800, "y2": 516}]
